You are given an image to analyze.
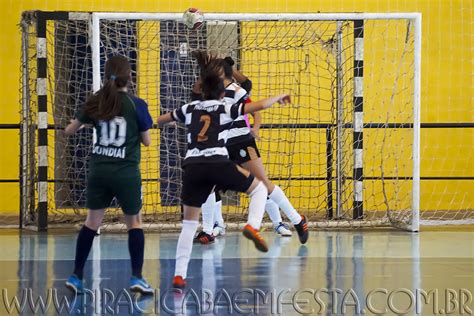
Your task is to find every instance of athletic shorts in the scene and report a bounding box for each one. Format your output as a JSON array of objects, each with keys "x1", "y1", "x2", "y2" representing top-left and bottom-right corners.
[
  {"x1": 181, "y1": 160, "x2": 255, "y2": 207},
  {"x1": 86, "y1": 174, "x2": 142, "y2": 215},
  {"x1": 227, "y1": 138, "x2": 261, "y2": 165}
]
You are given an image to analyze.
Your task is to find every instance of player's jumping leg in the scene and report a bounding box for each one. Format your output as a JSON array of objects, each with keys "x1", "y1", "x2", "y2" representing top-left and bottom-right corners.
[
  {"x1": 243, "y1": 179, "x2": 269, "y2": 252},
  {"x1": 173, "y1": 206, "x2": 200, "y2": 290},
  {"x1": 241, "y1": 158, "x2": 308, "y2": 244},
  {"x1": 65, "y1": 209, "x2": 104, "y2": 294}
]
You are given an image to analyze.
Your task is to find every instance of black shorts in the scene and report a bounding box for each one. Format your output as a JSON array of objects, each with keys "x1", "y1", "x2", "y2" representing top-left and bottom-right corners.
[
  {"x1": 227, "y1": 138, "x2": 261, "y2": 165},
  {"x1": 181, "y1": 160, "x2": 255, "y2": 207}
]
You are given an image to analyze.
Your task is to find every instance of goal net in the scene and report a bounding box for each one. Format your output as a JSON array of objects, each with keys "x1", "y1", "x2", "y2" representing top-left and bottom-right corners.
[{"x1": 19, "y1": 11, "x2": 444, "y2": 231}]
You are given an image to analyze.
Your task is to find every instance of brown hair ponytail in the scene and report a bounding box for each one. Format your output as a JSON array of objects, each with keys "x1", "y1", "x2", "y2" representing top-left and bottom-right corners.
[{"x1": 84, "y1": 55, "x2": 131, "y2": 121}]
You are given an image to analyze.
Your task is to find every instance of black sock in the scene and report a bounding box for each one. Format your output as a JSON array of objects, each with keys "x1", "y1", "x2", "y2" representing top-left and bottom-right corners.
[
  {"x1": 128, "y1": 228, "x2": 144, "y2": 279},
  {"x1": 73, "y1": 225, "x2": 97, "y2": 279}
]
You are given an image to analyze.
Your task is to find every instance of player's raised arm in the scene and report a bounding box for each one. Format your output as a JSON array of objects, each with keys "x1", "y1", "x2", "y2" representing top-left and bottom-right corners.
[
  {"x1": 156, "y1": 112, "x2": 175, "y2": 127},
  {"x1": 156, "y1": 102, "x2": 189, "y2": 128},
  {"x1": 224, "y1": 56, "x2": 253, "y2": 94},
  {"x1": 65, "y1": 119, "x2": 83, "y2": 136},
  {"x1": 243, "y1": 94, "x2": 291, "y2": 114}
]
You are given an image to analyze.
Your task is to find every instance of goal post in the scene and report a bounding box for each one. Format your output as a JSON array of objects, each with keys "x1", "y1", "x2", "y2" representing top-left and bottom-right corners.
[{"x1": 19, "y1": 11, "x2": 429, "y2": 231}]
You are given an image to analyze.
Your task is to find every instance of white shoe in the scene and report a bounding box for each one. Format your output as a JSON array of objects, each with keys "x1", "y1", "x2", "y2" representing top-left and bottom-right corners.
[
  {"x1": 213, "y1": 223, "x2": 226, "y2": 236},
  {"x1": 274, "y1": 222, "x2": 292, "y2": 237}
]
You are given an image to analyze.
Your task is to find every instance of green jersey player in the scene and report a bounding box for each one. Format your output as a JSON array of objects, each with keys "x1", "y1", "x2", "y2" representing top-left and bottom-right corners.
[{"x1": 64, "y1": 56, "x2": 154, "y2": 295}]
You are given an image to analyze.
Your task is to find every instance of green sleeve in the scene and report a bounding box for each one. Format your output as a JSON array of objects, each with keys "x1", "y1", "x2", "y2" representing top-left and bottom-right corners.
[{"x1": 75, "y1": 108, "x2": 93, "y2": 124}]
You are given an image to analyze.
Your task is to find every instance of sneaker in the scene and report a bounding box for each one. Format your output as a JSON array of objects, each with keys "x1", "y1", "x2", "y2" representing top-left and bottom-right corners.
[
  {"x1": 194, "y1": 231, "x2": 215, "y2": 244},
  {"x1": 172, "y1": 276, "x2": 186, "y2": 291},
  {"x1": 129, "y1": 276, "x2": 154, "y2": 295},
  {"x1": 274, "y1": 222, "x2": 292, "y2": 237},
  {"x1": 294, "y1": 215, "x2": 309, "y2": 244},
  {"x1": 65, "y1": 275, "x2": 84, "y2": 294},
  {"x1": 213, "y1": 222, "x2": 226, "y2": 237},
  {"x1": 242, "y1": 224, "x2": 268, "y2": 252}
]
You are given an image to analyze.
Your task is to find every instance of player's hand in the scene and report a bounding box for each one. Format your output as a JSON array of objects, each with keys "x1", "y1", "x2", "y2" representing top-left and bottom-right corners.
[
  {"x1": 277, "y1": 94, "x2": 291, "y2": 104},
  {"x1": 70, "y1": 119, "x2": 85, "y2": 131},
  {"x1": 250, "y1": 127, "x2": 260, "y2": 140},
  {"x1": 224, "y1": 56, "x2": 235, "y2": 66}
]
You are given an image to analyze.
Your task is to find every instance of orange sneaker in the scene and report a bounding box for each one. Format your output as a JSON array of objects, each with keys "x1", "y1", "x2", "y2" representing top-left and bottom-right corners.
[
  {"x1": 172, "y1": 276, "x2": 186, "y2": 291},
  {"x1": 242, "y1": 224, "x2": 268, "y2": 252}
]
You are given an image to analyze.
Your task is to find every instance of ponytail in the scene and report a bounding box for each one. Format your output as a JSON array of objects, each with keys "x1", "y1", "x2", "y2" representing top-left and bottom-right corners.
[{"x1": 83, "y1": 56, "x2": 131, "y2": 121}]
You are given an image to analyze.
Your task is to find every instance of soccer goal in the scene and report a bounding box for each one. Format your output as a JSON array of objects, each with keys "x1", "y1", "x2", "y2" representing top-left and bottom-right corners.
[{"x1": 19, "y1": 11, "x2": 431, "y2": 231}]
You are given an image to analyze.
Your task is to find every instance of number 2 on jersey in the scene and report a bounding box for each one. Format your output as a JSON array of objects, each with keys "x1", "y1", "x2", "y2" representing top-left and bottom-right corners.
[{"x1": 197, "y1": 115, "x2": 211, "y2": 142}]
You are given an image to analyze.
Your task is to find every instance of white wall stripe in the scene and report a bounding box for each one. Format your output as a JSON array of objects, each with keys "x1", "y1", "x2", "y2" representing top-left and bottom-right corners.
[
  {"x1": 37, "y1": 38, "x2": 47, "y2": 58},
  {"x1": 38, "y1": 112, "x2": 48, "y2": 129},
  {"x1": 38, "y1": 182, "x2": 48, "y2": 202},
  {"x1": 354, "y1": 112, "x2": 363, "y2": 132},
  {"x1": 354, "y1": 149, "x2": 363, "y2": 168},
  {"x1": 355, "y1": 38, "x2": 364, "y2": 61},
  {"x1": 37, "y1": 78, "x2": 47, "y2": 96},
  {"x1": 354, "y1": 181, "x2": 363, "y2": 201},
  {"x1": 354, "y1": 77, "x2": 363, "y2": 97},
  {"x1": 38, "y1": 146, "x2": 48, "y2": 167}
]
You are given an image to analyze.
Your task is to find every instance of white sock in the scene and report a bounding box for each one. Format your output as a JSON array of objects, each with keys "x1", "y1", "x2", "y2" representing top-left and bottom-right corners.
[
  {"x1": 246, "y1": 182, "x2": 268, "y2": 230},
  {"x1": 174, "y1": 219, "x2": 199, "y2": 278},
  {"x1": 214, "y1": 200, "x2": 224, "y2": 227},
  {"x1": 269, "y1": 185, "x2": 302, "y2": 225},
  {"x1": 265, "y1": 198, "x2": 282, "y2": 225},
  {"x1": 201, "y1": 193, "x2": 215, "y2": 235}
]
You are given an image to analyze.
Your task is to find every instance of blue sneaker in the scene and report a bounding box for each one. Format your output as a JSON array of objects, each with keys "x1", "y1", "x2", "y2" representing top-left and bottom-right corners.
[
  {"x1": 65, "y1": 275, "x2": 84, "y2": 294},
  {"x1": 130, "y1": 276, "x2": 154, "y2": 295}
]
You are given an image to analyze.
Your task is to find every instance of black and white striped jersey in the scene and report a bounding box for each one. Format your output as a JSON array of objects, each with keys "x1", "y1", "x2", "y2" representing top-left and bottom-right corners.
[
  {"x1": 223, "y1": 83, "x2": 254, "y2": 146},
  {"x1": 172, "y1": 99, "x2": 245, "y2": 165}
]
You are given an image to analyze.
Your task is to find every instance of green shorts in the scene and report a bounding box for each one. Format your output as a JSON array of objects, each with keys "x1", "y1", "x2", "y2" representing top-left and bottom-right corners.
[{"x1": 86, "y1": 173, "x2": 142, "y2": 215}]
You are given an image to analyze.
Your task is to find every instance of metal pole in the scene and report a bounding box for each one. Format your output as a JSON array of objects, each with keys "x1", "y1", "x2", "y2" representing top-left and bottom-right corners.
[
  {"x1": 411, "y1": 14, "x2": 422, "y2": 232},
  {"x1": 20, "y1": 20, "x2": 30, "y2": 229},
  {"x1": 353, "y1": 20, "x2": 364, "y2": 219},
  {"x1": 335, "y1": 21, "x2": 344, "y2": 219},
  {"x1": 91, "y1": 13, "x2": 101, "y2": 92},
  {"x1": 326, "y1": 127, "x2": 334, "y2": 219}
]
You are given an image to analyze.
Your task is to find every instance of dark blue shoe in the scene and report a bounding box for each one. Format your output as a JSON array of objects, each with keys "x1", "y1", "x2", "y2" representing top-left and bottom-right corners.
[
  {"x1": 130, "y1": 276, "x2": 154, "y2": 295},
  {"x1": 65, "y1": 275, "x2": 84, "y2": 294}
]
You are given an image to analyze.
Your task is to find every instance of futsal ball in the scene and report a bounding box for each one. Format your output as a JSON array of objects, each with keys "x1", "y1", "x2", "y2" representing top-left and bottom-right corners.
[{"x1": 182, "y1": 8, "x2": 204, "y2": 30}]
